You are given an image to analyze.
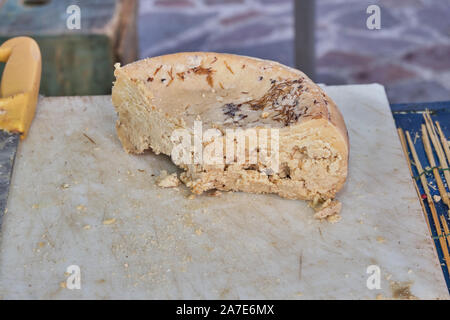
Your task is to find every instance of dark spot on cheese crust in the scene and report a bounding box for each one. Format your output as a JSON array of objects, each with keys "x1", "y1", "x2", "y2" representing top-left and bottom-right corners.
[
  {"x1": 153, "y1": 65, "x2": 162, "y2": 76},
  {"x1": 166, "y1": 67, "x2": 174, "y2": 86},
  {"x1": 176, "y1": 72, "x2": 185, "y2": 80},
  {"x1": 221, "y1": 78, "x2": 316, "y2": 127},
  {"x1": 174, "y1": 66, "x2": 215, "y2": 87},
  {"x1": 192, "y1": 66, "x2": 215, "y2": 87},
  {"x1": 224, "y1": 61, "x2": 234, "y2": 74},
  {"x1": 223, "y1": 103, "x2": 240, "y2": 117}
]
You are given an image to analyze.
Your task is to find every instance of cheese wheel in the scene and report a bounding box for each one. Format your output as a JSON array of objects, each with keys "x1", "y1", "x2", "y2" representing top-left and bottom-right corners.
[{"x1": 112, "y1": 52, "x2": 349, "y2": 203}]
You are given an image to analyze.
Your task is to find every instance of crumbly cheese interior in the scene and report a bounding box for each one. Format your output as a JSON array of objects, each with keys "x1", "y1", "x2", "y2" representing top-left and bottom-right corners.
[{"x1": 112, "y1": 53, "x2": 348, "y2": 204}]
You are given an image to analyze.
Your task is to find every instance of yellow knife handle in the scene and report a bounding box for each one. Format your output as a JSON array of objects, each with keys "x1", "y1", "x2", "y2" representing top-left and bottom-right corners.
[{"x1": 0, "y1": 37, "x2": 42, "y2": 139}]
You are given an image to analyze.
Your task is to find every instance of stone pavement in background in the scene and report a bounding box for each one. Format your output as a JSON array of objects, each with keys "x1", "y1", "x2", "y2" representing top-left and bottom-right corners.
[{"x1": 138, "y1": 0, "x2": 450, "y2": 103}]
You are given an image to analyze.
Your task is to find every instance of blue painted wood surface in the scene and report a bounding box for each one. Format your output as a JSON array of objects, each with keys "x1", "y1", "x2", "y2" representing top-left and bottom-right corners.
[{"x1": 391, "y1": 101, "x2": 450, "y2": 292}]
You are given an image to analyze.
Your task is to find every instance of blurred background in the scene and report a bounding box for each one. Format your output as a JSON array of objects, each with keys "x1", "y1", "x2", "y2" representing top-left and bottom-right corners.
[
  {"x1": 0, "y1": 0, "x2": 449, "y2": 103},
  {"x1": 138, "y1": 0, "x2": 450, "y2": 103}
]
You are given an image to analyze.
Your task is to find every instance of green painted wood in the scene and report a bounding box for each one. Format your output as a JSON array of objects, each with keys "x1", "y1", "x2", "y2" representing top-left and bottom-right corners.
[{"x1": 0, "y1": 0, "x2": 137, "y2": 96}]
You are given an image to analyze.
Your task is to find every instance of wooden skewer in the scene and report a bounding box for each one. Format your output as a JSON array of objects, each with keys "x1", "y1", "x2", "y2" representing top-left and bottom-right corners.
[
  {"x1": 435, "y1": 121, "x2": 450, "y2": 171},
  {"x1": 423, "y1": 112, "x2": 450, "y2": 203},
  {"x1": 424, "y1": 112, "x2": 445, "y2": 162},
  {"x1": 405, "y1": 130, "x2": 450, "y2": 268},
  {"x1": 421, "y1": 124, "x2": 450, "y2": 206},
  {"x1": 397, "y1": 128, "x2": 431, "y2": 234},
  {"x1": 421, "y1": 123, "x2": 450, "y2": 246},
  {"x1": 406, "y1": 130, "x2": 431, "y2": 201},
  {"x1": 440, "y1": 215, "x2": 450, "y2": 247}
]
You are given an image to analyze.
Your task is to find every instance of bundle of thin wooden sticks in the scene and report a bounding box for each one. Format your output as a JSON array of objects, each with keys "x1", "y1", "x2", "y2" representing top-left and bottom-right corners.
[{"x1": 397, "y1": 110, "x2": 450, "y2": 271}]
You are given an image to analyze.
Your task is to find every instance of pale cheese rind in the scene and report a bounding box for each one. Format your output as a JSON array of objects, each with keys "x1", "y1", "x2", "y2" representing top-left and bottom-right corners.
[{"x1": 112, "y1": 52, "x2": 349, "y2": 202}]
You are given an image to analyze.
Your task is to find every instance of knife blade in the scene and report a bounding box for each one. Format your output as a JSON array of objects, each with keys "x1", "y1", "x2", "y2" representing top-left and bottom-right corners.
[
  {"x1": 0, "y1": 37, "x2": 41, "y2": 226},
  {"x1": 0, "y1": 131, "x2": 19, "y2": 225}
]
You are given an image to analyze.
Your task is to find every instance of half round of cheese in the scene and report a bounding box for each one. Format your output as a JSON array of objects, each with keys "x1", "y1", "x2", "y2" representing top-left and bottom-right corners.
[{"x1": 112, "y1": 52, "x2": 349, "y2": 205}]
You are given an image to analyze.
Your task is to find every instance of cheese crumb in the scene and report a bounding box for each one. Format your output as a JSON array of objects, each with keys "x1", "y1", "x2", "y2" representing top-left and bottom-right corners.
[
  {"x1": 209, "y1": 190, "x2": 222, "y2": 197},
  {"x1": 103, "y1": 218, "x2": 116, "y2": 225},
  {"x1": 326, "y1": 214, "x2": 342, "y2": 223},
  {"x1": 156, "y1": 170, "x2": 180, "y2": 188},
  {"x1": 313, "y1": 199, "x2": 342, "y2": 221},
  {"x1": 433, "y1": 195, "x2": 441, "y2": 202},
  {"x1": 376, "y1": 236, "x2": 386, "y2": 243}
]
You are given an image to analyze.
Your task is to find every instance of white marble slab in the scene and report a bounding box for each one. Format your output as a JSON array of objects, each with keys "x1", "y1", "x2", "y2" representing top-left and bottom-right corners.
[{"x1": 0, "y1": 84, "x2": 447, "y2": 299}]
